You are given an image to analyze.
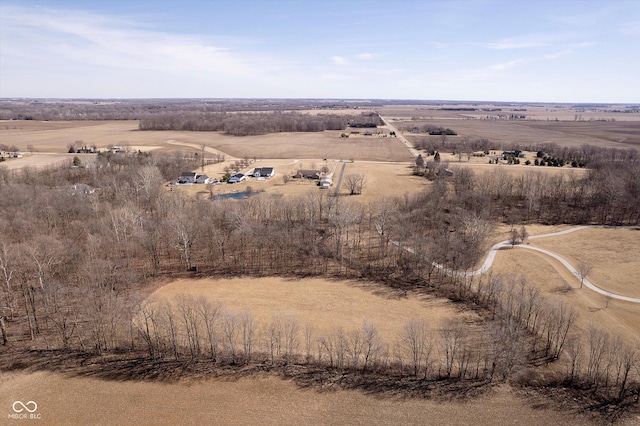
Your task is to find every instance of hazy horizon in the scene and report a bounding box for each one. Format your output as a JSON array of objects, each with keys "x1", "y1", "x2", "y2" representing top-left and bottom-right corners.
[{"x1": 1, "y1": 0, "x2": 639, "y2": 103}]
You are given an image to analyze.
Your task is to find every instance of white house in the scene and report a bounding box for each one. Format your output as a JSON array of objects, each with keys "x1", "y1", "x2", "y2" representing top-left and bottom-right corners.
[
  {"x1": 253, "y1": 167, "x2": 275, "y2": 179},
  {"x1": 228, "y1": 173, "x2": 247, "y2": 184}
]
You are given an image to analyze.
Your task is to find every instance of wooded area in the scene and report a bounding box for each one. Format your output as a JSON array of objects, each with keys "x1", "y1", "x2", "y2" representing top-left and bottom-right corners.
[{"x1": 139, "y1": 111, "x2": 382, "y2": 135}]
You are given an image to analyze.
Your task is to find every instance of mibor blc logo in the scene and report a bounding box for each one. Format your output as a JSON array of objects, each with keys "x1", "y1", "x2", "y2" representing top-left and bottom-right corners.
[{"x1": 8, "y1": 401, "x2": 41, "y2": 420}]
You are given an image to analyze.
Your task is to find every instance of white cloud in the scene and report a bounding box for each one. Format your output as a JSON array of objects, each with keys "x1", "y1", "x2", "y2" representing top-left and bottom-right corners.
[
  {"x1": 484, "y1": 41, "x2": 545, "y2": 50},
  {"x1": 544, "y1": 50, "x2": 571, "y2": 60},
  {"x1": 356, "y1": 53, "x2": 375, "y2": 60},
  {"x1": 487, "y1": 59, "x2": 524, "y2": 71},
  {"x1": 331, "y1": 56, "x2": 349, "y2": 65},
  {"x1": 0, "y1": 4, "x2": 289, "y2": 97}
]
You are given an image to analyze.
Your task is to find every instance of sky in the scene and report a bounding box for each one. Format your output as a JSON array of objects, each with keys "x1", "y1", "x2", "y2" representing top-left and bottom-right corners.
[{"x1": 1, "y1": 0, "x2": 639, "y2": 103}]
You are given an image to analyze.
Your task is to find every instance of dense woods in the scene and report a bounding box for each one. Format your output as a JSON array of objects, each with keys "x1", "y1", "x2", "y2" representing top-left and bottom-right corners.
[{"x1": 0, "y1": 145, "x2": 638, "y2": 419}]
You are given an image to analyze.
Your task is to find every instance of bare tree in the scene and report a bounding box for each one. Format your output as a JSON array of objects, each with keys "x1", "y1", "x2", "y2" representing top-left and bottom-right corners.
[
  {"x1": 0, "y1": 312, "x2": 7, "y2": 345},
  {"x1": 304, "y1": 323, "x2": 315, "y2": 364},
  {"x1": 166, "y1": 195, "x2": 202, "y2": 271},
  {"x1": 613, "y1": 341, "x2": 637, "y2": 400},
  {"x1": 223, "y1": 309, "x2": 241, "y2": 363},
  {"x1": 239, "y1": 310, "x2": 257, "y2": 363},
  {"x1": 362, "y1": 320, "x2": 382, "y2": 372},
  {"x1": 565, "y1": 335, "x2": 583, "y2": 382},
  {"x1": 196, "y1": 298, "x2": 223, "y2": 361},
  {"x1": 402, "y1": 318, "x2": 431, "y2": 377},
  {"x1": 133, "y1": 301, "x2": 160, "y2": 359},
  {"x1": 266, "y1": 314, "x2": 283, "y2": 364},
  {"x1": 175, "y1": 294, "x2": 203, "y2": 358},
  {"x1": 519, "y1": 225, "x2": 528, "y2": 244},
  {"x1": 586, "y1": 326, "x2": 610, "y2": 387},
  {"x1": 576, "y1": 261, "x2": 593, "y2": 289},
  {"x1": 282, "y1": 314, "x2": 300, "y2": 364},
  {"x1": 348, "y1": 328, "x2": 364, "y2": 369},
  {"x1": 441, "y1": 319, "x2": 466, "y2": 378},
  {"x1": 344, "y1": 174, "x2": 366, "y2": 195},
  {"x1": 509, "y1": 227, "x2": 521, "y2": 248}
]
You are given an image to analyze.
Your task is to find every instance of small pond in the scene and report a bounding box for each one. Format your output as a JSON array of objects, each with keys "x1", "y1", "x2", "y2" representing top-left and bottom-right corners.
[{"x1": 213, "y1": 191, "x2": 260, "y2": 200}]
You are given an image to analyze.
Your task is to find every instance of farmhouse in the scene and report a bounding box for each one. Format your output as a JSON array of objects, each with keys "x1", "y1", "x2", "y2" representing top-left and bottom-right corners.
[
  {"x1": 228, "y1": 173, "x2": 247, "y2": 184},
  {"x1": 195, "y1": 174, "x2": 215, "y2": 184},
  {"x1": 296, "y1": 169, "x2": 320, "y2": 179},
  {"x1": 253, "y1": 167, "x2": 275, "y2": 179},
  {"x1": 178, "y1": 172, "x2": 197, "y2": 184},
  {"x1": 177, "y1": 172, "x2": 215, "y2": 185}
]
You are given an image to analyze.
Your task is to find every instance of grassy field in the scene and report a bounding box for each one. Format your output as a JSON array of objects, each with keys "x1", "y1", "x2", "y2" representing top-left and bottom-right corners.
[{"x1": 149, "y1": 277, "x2": 473, "y2": 342}]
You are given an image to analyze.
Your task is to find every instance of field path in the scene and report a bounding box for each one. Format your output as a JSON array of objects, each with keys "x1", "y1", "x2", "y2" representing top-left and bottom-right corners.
[
  {"x1": 379, "y1": 115, "x2": 420, "y2": 158},
  {"x1": 386, "y1": 225, "x2": 640, "y2": 303},
  {"x1": 166, "y1": 139, "x2": 237, "y2": 160}
]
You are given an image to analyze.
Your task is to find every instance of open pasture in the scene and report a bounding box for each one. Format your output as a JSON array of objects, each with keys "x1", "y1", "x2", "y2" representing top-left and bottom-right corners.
[
  {"x1": 380, "y1": 103, "x2": 640, "y2": 151},
  {"x1": 148, "y1": 277, "x2": 471, "y2": 342},
  {"x1": 402, "y1": 118, "x2": 640, "y2": 150},
  {"x1": 0, "y1": 119, "x2": 412, "y2": 162},
  {"x1": 379, "y1": 103, "x2": 640, "y2": 122},
  {"x1": 0, "y1": 371, "x2": 603, "y2": 426}
]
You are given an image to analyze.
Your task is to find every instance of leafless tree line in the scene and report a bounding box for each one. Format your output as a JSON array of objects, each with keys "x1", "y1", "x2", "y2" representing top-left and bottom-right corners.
[
  {"x1": 131, "y1": 294, "x2": 529, "y2": 383},
  {"x1": 139, "y1": 111, "x2": 379, "y2": 135},
  {"x1": 0, "y1": 99, "x2": 376, "y2": 121}
]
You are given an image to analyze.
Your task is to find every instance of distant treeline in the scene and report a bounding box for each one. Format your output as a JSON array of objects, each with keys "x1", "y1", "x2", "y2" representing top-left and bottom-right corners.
[
  {"x1": 411, "y1": 136, "x2": 639, "y2": 168},
  {"x1": 139, "y1": 112, "x2": 382, "y2": 135},
  {"x1": 427, "y1": 127, "x2": 457, "y2": 135},
  {"x1": 0, "y1": 99, "x2": 380, "y2": 121}
]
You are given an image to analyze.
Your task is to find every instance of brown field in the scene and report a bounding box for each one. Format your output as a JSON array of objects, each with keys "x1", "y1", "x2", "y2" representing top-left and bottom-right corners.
[
  {"x1": 148, "y1": 277, "x2": 473, "y2": 342},
  {"x1": 1, "y1": 371, "x2": 612, "y2": 426},
  {"x1": 379, "y1": 104, "x2": 640, "y2": 151},
  {"x1": 0, "y1": 120, "x2": 412, "y2": 162},
  {"x1": 379, "y1": 104, "x2": 640, "y2": 122},
  {"x1": 403, "y1": 119, "x2": 640, "y2": 150}
]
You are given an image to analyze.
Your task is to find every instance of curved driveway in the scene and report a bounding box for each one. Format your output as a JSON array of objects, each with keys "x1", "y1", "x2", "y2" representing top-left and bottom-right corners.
[{"x1": 389, "y1": 225, "x2": 640, "y2": 304}]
